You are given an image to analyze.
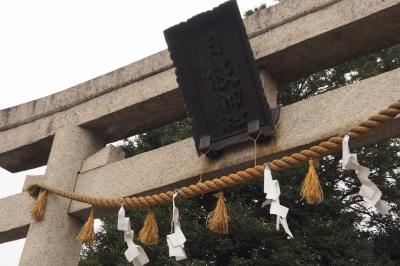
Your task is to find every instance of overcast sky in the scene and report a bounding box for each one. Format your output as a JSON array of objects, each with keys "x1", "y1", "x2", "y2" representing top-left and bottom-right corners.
[{"x1": 0, "y1": 0, "x2": 277, "y2": 264}]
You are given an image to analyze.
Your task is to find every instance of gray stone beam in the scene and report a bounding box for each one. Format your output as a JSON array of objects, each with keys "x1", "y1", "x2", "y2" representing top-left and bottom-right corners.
[
  {"x1": 252, "y1": 0, "x2": 400, "y2": 83},
  {"x1": 80, "y1": 145, "x2": 125, "y2": 173},
  {"x1": 0, "y1": 192, "x2": 32, "y2": 244},
  {"x1": 0, "y1": 69, "x2": 182, "y2": 172},
  {"x1": 0, "y1": 0, "x2": 342, "y2": 132},
  {"x1": 0, "y1": 0, "x2": 399, "y2": 172},
  {"x1": 2, "y1": 68, "x2": 400, "y2": 241},
  {"x1": 0, "y1": 175, "x2": 44, "y2": 244},
  {"x1": 69, "y1": 68, "x2": 400, "y2": 219}
]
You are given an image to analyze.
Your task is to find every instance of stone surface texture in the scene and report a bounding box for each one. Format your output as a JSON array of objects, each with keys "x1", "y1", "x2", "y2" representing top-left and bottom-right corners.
[
  {"x1": 0, "y1": 192, "x2": 32, "y2": 244},
  {"x1": 69, "y1": 68, "x2": 400, "y2": 219},
  {"x1": 19, "y1": 126, "x2": 103, "y2": 266},
  {"x1": 260, "y1": 69, "x2": 278, "y2": 108},
  {"x1": 0, "y1": 0, "x2": 399, "y2": 172},
  {"x1": 0, "y1": 0, "x2": 337, "y2": 131},
  {"x1": 22, "y1": 175, "x2": 46, "y2": 192},
  {"x1": 2, "y1": 66, "x2": 400, "y2": 239},
  {"x1": 252, "y1": 0, "x2": 400, "y2": 82},
  {"x1": 80, "y1": 144, "x2": 125, "y2": 173}
]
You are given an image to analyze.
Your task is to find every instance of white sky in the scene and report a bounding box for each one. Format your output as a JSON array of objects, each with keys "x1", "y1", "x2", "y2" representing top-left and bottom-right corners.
[{"x1": 0, "y1": 0, "x2": 277, "y2": 264}]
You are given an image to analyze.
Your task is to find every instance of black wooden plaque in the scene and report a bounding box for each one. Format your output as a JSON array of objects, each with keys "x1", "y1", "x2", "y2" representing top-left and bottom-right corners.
[{"x1": 164, "y1": 0, "x2": 274, "y2": 157}]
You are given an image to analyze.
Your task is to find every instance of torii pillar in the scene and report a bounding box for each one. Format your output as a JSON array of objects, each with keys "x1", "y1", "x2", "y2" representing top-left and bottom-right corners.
[{"x1": 19, "y1": 126, "x2": 103, "y2": 266}]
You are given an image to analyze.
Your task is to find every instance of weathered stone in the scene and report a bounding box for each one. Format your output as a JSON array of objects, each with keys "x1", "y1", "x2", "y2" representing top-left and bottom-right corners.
[
  {"x1": 19, "y1": 126, "x2": 103, "y2": 266},
  {"x1": 243, "y1": 0, "x2": 341, "y2": 38},
  {"x1": 260, "y1": 69, "x2": 278, "y2": 108},
  {"x1": 0, "y1": 0, "x2": 341, "y2": 132},
  {"x1": 0, "y1": 192, "x2": 32, "y2": 244},
  {"x1": 22, "y1": 175, "x2": 46, "y2": 192},
  {"x1": 2, "y1": 68, "x2": 400, "y2": 240},
  {"x1": 0, "y1": 50, "x2": 172, "y2": 132},
  {"x1": 69, "y1": 68, "x2": 400, "y2": 219},
  {"x1": 253, "y1": 0, "x2": 400, "y2": 83},
  {"x1": 80, "y1": 145, "x2": 125, "y2": 173},
  {"x1": 0, "y1": 0, "x2": 399, "y2": 172},
  {"x1": 0, "y1": 69, "x2": 183, "y2": 172}
]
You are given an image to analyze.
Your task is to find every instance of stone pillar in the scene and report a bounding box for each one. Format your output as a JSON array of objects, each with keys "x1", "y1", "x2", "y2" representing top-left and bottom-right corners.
[
  {"x1": 19, "y1": 126, "x2": 103, "y2": 266},
  {"x1": 259, "y1": 68, "x2": 278, "y2": 108}
]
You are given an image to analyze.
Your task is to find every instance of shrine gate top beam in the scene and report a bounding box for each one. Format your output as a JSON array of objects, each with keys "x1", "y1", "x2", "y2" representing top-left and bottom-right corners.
[{"x1": 1, "y1": 0, "x2": 399, "y2": 172}]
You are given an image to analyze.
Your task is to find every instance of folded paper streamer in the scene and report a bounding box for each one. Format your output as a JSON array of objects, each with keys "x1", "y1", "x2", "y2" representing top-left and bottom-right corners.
[
  {"x1": 117, "y1": 205, "x2": 149, "y2": 266},
  {"x1": 341, "y1": 135, "x2": 391, "y2": 215},
  {"x1": 262, "y1": 165, "x2": 294, "y2": 239},
  {"x1": 167, "y1": 191, "x2": 187, "y2": 261}
]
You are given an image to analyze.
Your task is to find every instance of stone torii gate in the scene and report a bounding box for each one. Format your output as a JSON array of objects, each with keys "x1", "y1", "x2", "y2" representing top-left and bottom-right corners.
[{"x1": 1, "y1": 0, "x2": 400, "y2": 265}]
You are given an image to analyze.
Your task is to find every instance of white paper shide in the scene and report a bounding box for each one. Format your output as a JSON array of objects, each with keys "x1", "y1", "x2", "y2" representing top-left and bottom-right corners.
[
  {"x1": 117, "y1": 205, "x2": 149, "y2": 266},
  {"x1": 262, "y1": 165, "x2": 294, "y2": 239},
  {"x1": 167, "y1": 191, "x2": 187, "y2": 261},
  {"x1": 341, "y1": 134, "x2": 391, "y2": 215}
]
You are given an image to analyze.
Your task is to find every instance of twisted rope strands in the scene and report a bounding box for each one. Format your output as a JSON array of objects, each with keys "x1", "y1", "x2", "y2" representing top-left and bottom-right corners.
[
  {"x1": 32, "y1": 165, "x2": 264, "y2": 209},
  {"x1": 268, "y1": 101, "x2": 400, "y2": 172},
  {"x1": 28, "y1": 100, "x2": 400, "y2": 209}
]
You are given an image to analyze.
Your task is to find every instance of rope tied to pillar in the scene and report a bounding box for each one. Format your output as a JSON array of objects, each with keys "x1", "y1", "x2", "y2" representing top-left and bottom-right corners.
[{"x1": 31, "y1": 190, "x2": 48, "y2": 221}]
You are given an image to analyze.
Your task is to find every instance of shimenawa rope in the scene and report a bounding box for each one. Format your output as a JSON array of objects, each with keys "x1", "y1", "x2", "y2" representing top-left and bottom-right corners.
[{"x1": 27, "y1": 100, "x2": 400, "y2": 210}]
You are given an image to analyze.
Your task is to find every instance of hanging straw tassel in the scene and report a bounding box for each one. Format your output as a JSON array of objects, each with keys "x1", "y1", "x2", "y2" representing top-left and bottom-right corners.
[
  {"x1": 300, "y1": 159, "x2": 324, "y2": 204},
  {"x1": 139, "y1": 209, "x2": 159, "y2": 245},
  {"x1": 76, "y1": 208, "x2": 95, "y2": 246},
  {"x1": 31, "y1": 190, "x2": 48, "y2": 221},
  {"x1": 207, "y1": 191, "x2": 229, "y2": 234}
]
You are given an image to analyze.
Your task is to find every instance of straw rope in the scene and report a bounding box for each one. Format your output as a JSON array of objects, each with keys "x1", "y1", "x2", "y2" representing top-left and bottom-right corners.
[{"x1": 27, "y1": 100, "x2": 400, "y2": 209}]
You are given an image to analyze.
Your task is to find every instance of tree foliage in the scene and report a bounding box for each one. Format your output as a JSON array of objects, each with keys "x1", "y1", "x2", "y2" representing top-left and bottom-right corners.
[
  {"x1": 80, "y1": 6, "x2": 400, "y2": 266},
  {"x1": 244, "y1": 3, "x2": 266, "y2": 17}
]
